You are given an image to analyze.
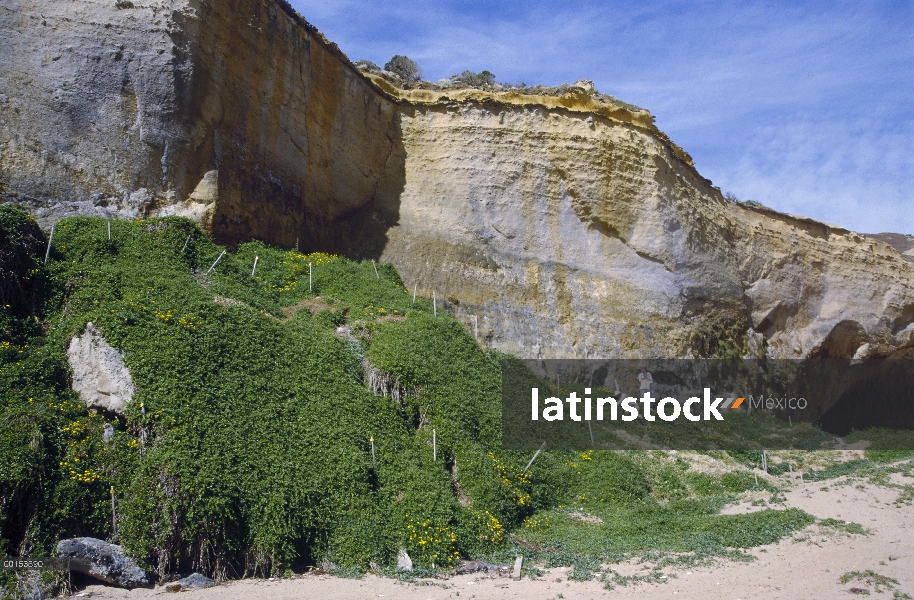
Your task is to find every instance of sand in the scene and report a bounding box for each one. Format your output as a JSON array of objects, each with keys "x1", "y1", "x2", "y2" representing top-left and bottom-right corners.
[{"x1": 69, "y1": 468, "x2": 914, "y2": 599}]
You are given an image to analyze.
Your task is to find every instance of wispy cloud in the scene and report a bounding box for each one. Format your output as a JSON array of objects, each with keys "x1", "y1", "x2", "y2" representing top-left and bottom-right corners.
[{"x1": 290, "y1": 0, "x2": 914, "y2": 233}]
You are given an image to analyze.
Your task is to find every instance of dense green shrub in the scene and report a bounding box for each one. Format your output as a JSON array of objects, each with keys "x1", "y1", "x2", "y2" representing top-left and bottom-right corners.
[
  {"x1": 450, "y1": 70, "x2": 496, "y2": 88},
  {"x1": 574, "y1": 451, "x2": 650, "y2": 504},
  {"x1": 384, "y1": 55, "x2": 422, "y2": 82}
]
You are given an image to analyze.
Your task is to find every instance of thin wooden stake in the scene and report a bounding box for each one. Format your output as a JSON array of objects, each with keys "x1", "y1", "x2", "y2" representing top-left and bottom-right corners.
[
  {"x1": 433, "y1": 429, "x2": 437, "y2": 462},
  {"x1": 107, "y1": 221, "x2": 111, "y2": 241},
  {"x1": 309, "y1": 263, "x2": 312, "y2": 292},
  {"x1": 181, "y1": 234, "x2": 191, "y2": 253},
  {"x1": 370, "y1": 436, "x2": 376, "y2": 464},
  {"x1": 433, "y1": 291, "x2": 437, "y2": 317},
  {"x1": 789, "y1": 415, "x2": 792, "y2": 426},
  {"x1": 110, "y1": 486, "x2": 116, "y2": 537},
  {"x1": 44, "y1": 224, "x2": 55, "y2": 265},
  {"x1": 523, "y1": 441, "x2": 546, "y2": 473},
  {"x1": 761, "y1": 450, "x2": 767, "y2": 474},
  {"x1": 754, "y1": 471, "x2": 758, "y2": 486},
  {"x1": 412, "y1": 284, "x2": 417, "y2": 303},
  {"x1": 205, "y1": 250, "x2": 226, "y2": 275},
  {"x1": 474, "y1": 315, "x2": 478, "y2": 339},
  {"x1": 251, "y1": 256, "x2": 259, "y2": 277},
  {"x1": 372, "y1": 260, "x2": 379, "y2": 279}
]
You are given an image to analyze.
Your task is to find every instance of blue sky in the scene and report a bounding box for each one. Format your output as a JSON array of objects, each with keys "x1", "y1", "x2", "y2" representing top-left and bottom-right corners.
[{"x1": 290, "y1": 0, "x2": 914, "y2": 234}]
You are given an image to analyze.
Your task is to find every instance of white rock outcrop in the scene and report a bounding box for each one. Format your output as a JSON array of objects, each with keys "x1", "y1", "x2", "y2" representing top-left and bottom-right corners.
[{"x1": 67, "y1": 322, "x2": 135, "y2": 415}]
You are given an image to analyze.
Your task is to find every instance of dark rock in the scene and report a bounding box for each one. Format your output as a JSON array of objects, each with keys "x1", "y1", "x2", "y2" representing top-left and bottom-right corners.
[
  {"x1": 454, "y1": 559, "x2": 504, "y2": 575},
  {"x1": 171, "y1": 573, "x2": 216, "y2": 590},
  {"x1": 56, "y1": 537, "x2": 153, "y2": 589}
]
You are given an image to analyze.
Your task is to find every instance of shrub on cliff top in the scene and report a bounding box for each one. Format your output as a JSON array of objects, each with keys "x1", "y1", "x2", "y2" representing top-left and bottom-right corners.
[
  {"x1": 449, "y1": 70, "x2": 497, "y2": 89},
  {"x1": 384, "y1": 55, "x2": 422, "y2": 82}
]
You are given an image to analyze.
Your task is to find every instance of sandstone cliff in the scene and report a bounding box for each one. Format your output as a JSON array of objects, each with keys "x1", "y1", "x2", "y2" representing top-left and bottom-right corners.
[
  {"x1": 0, "y1": 0, "x2": 403, "y2": 252},
  {"x1": 2, "y1": 0, "x2": 913, "y2": 361}
]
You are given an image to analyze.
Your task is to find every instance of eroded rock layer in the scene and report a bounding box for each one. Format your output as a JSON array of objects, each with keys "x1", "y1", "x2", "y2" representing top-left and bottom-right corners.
[
  {"x1": 0, "y1": 0, "x2": 402, "y2": 251},
  {"x1": 2, "y1": 0, "x2": 913, "y2": 360}
]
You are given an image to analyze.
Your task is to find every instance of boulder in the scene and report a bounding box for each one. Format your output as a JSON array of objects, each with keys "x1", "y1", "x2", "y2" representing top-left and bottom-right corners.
[
  {"x1": 165, "y1": 573, "x2": 216, "y2": 592},
  {"x1": 56, "y1": 537, "x2": 153, "y2": 589},
  {"x1": 454, "y1": 559, "x2": 503, "y2": 575},
  {"x1": 67, "y1": 322, "x2": 135, "y2": 415},
  {"x1": 397, "y1": 549, "x2": 413, "y2": 571}
]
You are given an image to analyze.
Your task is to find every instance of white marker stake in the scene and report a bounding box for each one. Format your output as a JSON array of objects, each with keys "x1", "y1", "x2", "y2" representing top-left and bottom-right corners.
[
  {"x1": 433, "y1": 291, "x2": 437, "y2": 317},
  {"x1": 754, "y1": 471, "x2": 758, "y2": 486},
  {"x1": 523, "y1": 441, "x2": 546, "y2": 473},
  {"x1": 372, "y1": 260, "x2": 379, "y2": 279},
  {"x1": 512, "y1": 555, "x2": 523, "y2": 580},
  {"x1": 251, "y1": 256, "x2": 259, "y2": 277},
  {"x1": 433, "y1": 429, "x2": 437, "y2": 462},
  {"x1": 412, "y1": 284, "x2": 417, "y2": 303},
  {"x1": 181, "y1": 234, "x2": 191, "y2": 253},
  {"x1": 108, "y1": 221, "x2": 111, "y2": 241},
  {"x1": 474, "y1": 315, "x2": 478, "y2": 339},
  {"x1": 309, "y1": 263, "x2": 312, "y2": 292},
  {"x1": 44, "y1": 224, "x2": 55, "y2": 265},
  {"x1": 205, "y1": 250, "x2": 226, "y2": 275},
  {"x1": 110, "y1": 486, "x2": 116, "y2": 537}
]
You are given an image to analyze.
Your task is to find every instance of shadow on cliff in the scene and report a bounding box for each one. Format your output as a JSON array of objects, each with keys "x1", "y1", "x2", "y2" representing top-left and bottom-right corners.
[{"x1": 209, "y1": 113, "x2": 405, "y2": 261}]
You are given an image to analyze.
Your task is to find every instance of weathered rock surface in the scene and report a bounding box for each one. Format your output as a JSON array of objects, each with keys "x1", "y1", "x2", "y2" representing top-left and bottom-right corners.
[
  {"x1": 57, "y1": 537, "x2": 154, "y2": 589},
  {"x1": 396, "y1": 549, "x2": 412, "y2": 571},
  {"x1": 3, "y1": 0, "x2": 914, "y2": 362},
  {"x1": 67, "y1": 322, "x2": 135, "y2": 414},
  {"x1": 0, "y1": 0, "x2": 403, "y2": 249},
  {"x1": 165, "y1": 573, "x2": 215, "y2": 592},
  {"x1": 870, "y1": 233, "x2": 914, "y2": 263},
  {"x1": 378, "y1": 93, "x2": 914, "y2": 360}
]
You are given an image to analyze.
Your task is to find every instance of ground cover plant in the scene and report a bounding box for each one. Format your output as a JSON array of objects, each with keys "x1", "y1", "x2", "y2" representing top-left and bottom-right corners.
[{"x1": 0, "y1": 209, "x2": 901, "y2": 594}]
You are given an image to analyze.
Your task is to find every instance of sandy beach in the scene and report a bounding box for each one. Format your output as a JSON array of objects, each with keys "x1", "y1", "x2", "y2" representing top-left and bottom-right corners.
[{"x1": 72, "y1": 466, "x2": 914, "y2": 600}]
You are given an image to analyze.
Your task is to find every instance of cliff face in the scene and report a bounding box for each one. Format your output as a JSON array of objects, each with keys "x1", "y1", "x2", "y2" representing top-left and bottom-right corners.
[
  {"x1": 3, "y1": 0, "x2": 913, "y2": 362},
  {"x1": 379, "y1": 95, "x2": 744, "y2": 358},
  {"x1": 0, "y1": 0, "x2": 403, "y2": 253}
]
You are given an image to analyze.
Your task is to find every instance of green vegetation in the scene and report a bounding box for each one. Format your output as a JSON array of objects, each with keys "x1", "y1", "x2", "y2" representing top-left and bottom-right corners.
[
  {"x1": 846, "y1": 428, "x2": 914, "y2": 463},
  {"x1": 839, "y1": 570, "x2": 911, "y2": 599},
  {"x1": 0, "y1": 208, "x2": 900, "y2": 592},
  {"x1": 449, "y1": 70, "x2": 497, "y2": 89},
  {"x1": 384, "y1": 55, "x2": 422, "y2": 83}
]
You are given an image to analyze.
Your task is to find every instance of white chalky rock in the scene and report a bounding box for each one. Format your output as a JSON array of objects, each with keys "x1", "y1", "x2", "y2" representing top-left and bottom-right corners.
[{"x1": 67, "y1": 322, "x2": 135, "y2": 415}]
